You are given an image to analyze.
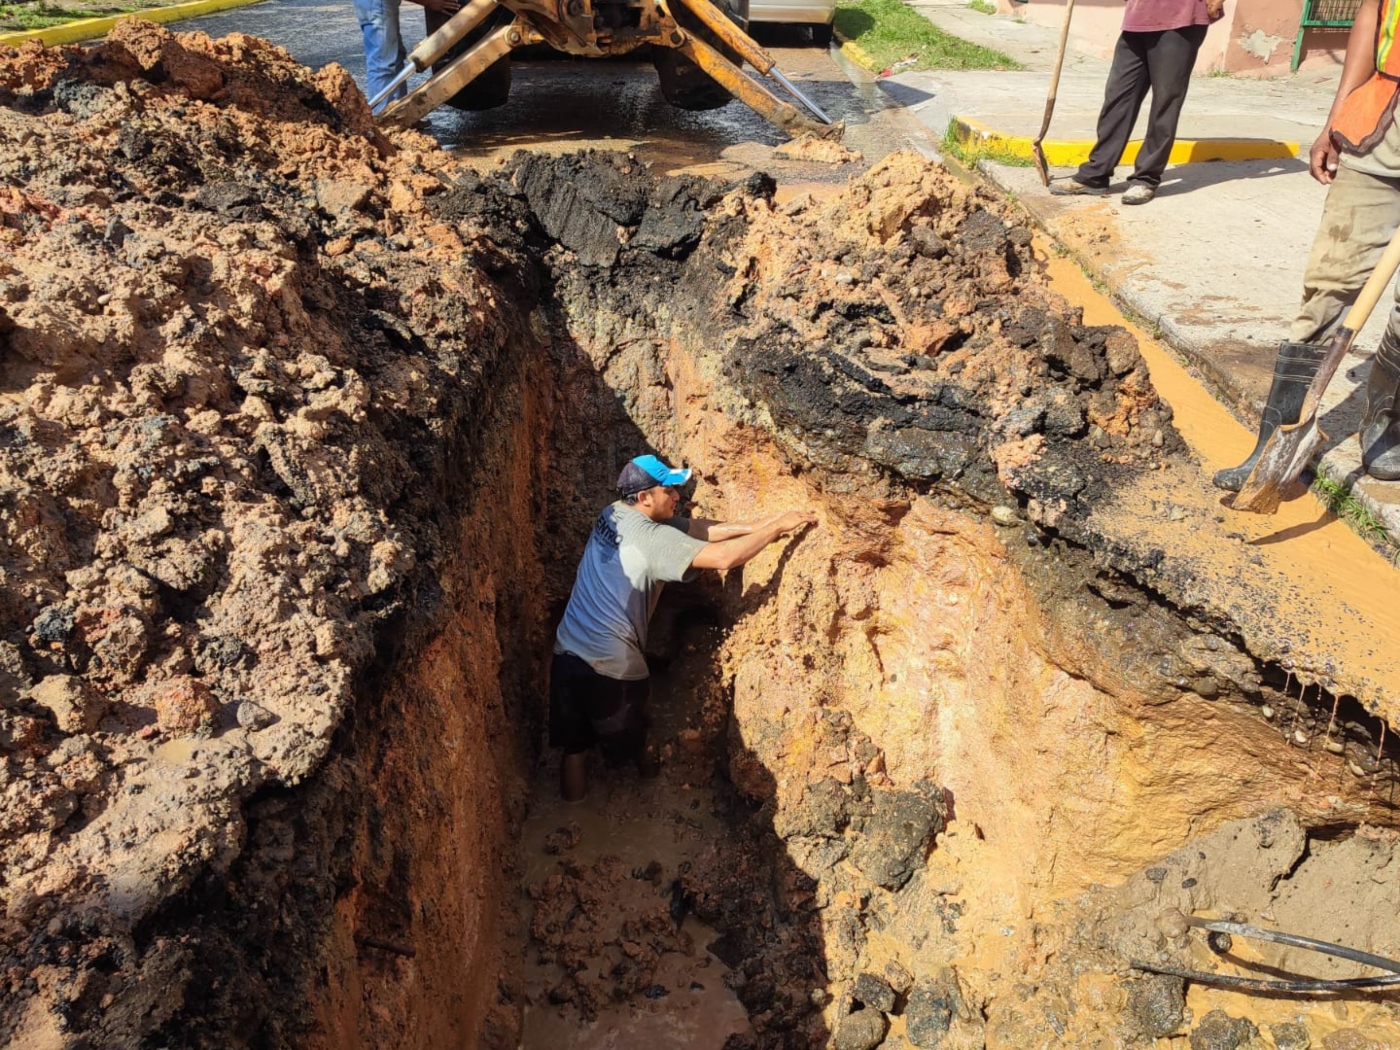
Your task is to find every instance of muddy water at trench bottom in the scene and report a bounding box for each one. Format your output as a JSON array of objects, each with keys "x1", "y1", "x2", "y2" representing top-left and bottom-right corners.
[{"x1": 516, "y1": 601, "x2": 755, "y2": 1049}]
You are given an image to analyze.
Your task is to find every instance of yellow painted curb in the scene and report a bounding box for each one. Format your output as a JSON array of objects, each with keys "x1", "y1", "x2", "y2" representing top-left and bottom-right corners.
[
  {"x1": 950, "y1": 115, "x2": 1299, "y2": 167},
  {"x1": 0, "y1": 0, "x2": 265, "y2": 48},
  {"x1": 833, "y1": 28, "x2": 878, "y2": 74}
]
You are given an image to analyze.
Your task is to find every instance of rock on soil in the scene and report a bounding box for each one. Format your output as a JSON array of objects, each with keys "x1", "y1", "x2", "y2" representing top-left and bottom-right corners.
[
  {"x1": 832, "y1": 1007, "x2": 888, "y2": 1050},
  {"x1": 1270, "y1": 1023, "x2": 1311, "y2": 1050},
  {"x1": 852, "y1": 971, "x2": 897, "y2": 1013},
  {"x1": 847, "y1": 784, "x2": 945, "y2": 889},
  {"x1": 1189, "y1": 1009, "x2": 1259, "y2": 1050},
  {"x1": 1124, "y1": 973, "x2": 1186, "y2": 1039},
  {"x1": 904, "y1": 969, "x2": 982, "y2": 1049}
]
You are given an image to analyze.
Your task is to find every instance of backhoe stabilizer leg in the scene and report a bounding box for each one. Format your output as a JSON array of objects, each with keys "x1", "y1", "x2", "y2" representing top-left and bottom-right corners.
[
  {"x1": 368, "y1": 0, "x2": 501, "y2": 111},
  {"x1": 669, "y1": 0, "x2": 832, "y2": 123},
  {"x1": 378, "y1": 24, "x2": 517, "y2": 127},
  {"x1": 675, "y1": 34, "x2": 841, "y2": 140}
]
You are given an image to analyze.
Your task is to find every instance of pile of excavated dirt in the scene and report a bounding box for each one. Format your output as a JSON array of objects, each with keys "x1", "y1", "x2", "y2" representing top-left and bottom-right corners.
[
  {"x1": 1, "y1": 22, "x2": 553, "y2": 1047},
  {"x1": 4, "y1": 21, "x2": 1399, "y2": 1050}
]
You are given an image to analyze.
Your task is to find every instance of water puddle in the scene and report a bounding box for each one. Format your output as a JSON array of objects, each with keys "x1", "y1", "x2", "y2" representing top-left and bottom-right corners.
[{"x1": 515, "y1": 606, "x2": 754, "y2": 1049}]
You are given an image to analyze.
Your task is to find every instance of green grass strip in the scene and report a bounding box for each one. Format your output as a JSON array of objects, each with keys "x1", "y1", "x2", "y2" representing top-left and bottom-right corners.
[
  {"x1": 835, "y1": 0, "x2": 1021, "y2": 72},
  {"x1": 1, "y1": 0, "x2": 156, "y2": 30},
  {"x1": 939, "y1": 121, "x2": 1033, "y2": 167},
  {"x1": 1312, "y1": 473, "x2": 1400, "y2": 565}
]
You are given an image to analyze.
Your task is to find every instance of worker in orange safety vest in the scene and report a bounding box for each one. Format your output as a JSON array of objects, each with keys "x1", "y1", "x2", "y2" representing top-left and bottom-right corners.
[{"x1": 1215, "y1": 0, "x2": 1400, "y2": 489}]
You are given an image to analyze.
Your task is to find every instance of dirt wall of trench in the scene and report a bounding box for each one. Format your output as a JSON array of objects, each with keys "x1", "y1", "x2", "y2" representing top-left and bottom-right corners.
[
  {"x1": 211, "y1": 362, "x2": 551, "y2": 1050},
  {"x1": 531, "y1": 160, "x2": 1400, "y2": 1046},
  {"x1": 539, "y1": 334, "x2": 1400, "y2": 1046}
]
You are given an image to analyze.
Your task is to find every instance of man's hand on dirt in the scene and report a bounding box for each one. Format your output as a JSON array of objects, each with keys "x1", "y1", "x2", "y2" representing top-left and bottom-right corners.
[
  {"x1": 772, "y1": 510, "x2": 818, "y2": 536},
  {"x1": 1310, "y1": 127, "x2": 1340, "y2": 185},
  {"x1": 416, "y1": 0, "x2": 462, "y2": 12}
]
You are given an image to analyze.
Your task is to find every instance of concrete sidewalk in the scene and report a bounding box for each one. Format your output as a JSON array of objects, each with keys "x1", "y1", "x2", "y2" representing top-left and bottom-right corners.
[{"x1": 879, "y1": 1, "x2": 1400, "y2": 544}]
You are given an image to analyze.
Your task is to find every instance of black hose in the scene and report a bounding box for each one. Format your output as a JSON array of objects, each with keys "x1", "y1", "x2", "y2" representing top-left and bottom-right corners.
[
  {"x1": 1186, "y1": 918, "x2": 1400, "y2": 976},
  {"x1": 1131, "y1": 961, "x2": 1400, "y2": 995},
  {"x1": 1127, "y1": 917, "x2": 1400, "y2": 999}
]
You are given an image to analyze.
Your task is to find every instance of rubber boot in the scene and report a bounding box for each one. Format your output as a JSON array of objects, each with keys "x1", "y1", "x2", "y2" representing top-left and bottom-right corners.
[
  {"x1": 1361, "y1": 331, "x2": 1400, "y2": 481},
  {"x1": 1213, "y1": 341, "x2": 1327, "y2": 492}
]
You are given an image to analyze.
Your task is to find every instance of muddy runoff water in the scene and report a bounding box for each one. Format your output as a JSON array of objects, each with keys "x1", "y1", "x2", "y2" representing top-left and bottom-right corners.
[{"x1": 3, "y1": 22, "x2": 1400, "y2": 1050}]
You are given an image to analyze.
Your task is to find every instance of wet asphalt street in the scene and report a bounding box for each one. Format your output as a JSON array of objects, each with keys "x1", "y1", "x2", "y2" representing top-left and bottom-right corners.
[{"x1": 177, "y1": 0, "x2": 927, "y2": 174}]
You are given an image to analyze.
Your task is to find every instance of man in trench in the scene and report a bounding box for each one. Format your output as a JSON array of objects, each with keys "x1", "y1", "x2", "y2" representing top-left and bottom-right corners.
[{"x1": 552, "y1": 454, "x2": 817, "y2": 800}]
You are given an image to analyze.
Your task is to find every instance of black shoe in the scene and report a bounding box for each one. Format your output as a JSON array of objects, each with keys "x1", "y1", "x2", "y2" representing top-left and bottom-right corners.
[
  {"x1": 1363, "y1": 421, "x2": 1400, "y2": 479},
  {"x1": 1213, "y1": 341, "x2": 1326, "y2": 491},
  {"x1": 1362, "y1": 332, "x2": 1400, "y2": 480},
  {"x1": 1049, "y1": 178, "x2": 1110, "y2": 197}
]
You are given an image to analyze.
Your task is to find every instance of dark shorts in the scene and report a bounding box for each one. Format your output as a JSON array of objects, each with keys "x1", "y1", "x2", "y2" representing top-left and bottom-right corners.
[{"x1": 549, "y1": 652, "x2": 651, "y2": 764}]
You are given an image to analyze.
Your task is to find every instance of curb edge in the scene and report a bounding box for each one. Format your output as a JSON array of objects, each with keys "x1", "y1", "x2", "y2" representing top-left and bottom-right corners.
[
  {"x1": 952, "y1": 114, "x2": 1299, "y2": 167},
  {"x1": 1, "y1": 0, "x2": 266, "y2": 48}
]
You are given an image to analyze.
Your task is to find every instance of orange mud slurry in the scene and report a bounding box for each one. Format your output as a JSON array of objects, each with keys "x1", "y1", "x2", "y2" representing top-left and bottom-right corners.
[{"x1": 1041, "y1": 247, "x2": 1400, "y2": 723}]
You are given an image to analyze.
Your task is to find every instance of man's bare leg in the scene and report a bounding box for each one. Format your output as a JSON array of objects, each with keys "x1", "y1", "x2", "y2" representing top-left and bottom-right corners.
[{"x1": 561, "y1": 752, "x2": 587, "y2": 801}]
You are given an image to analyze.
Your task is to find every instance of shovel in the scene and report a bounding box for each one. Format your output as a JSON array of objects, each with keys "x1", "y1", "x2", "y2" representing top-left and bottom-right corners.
[
  {"x1": 1032, "y1": 0, "x2": 1076, "y2": 187},
  {"x1": 1234, "y1": 222, "x2": 1400, "y2": 513}
]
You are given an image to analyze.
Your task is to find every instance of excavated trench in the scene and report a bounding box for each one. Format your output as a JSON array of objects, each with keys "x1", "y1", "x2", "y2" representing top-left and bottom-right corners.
[{"x1": 4, "y1": 23, "x2": 1400, "y2": 1050}]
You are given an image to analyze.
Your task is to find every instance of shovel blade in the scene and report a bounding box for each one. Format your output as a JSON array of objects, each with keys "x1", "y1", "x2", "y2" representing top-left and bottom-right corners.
[
  {"x1": 1032, "y1": 141, "x2": 1049, "y2": 187},
  {"x1": 1233, "y1": 418, "x2": 1324, "y2": 514}
]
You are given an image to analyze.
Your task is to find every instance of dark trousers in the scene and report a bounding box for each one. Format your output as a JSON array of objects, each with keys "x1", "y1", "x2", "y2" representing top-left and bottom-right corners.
[
  {"x1": 549, "y1": 652, "x2": 650, "y2": 763},
  {"x1": 1076, "y1": 24, "x2": 1208, "y2": 189}
]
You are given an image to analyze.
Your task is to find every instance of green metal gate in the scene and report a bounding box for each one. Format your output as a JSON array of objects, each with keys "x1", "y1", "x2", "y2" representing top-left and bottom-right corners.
[{"x1": 1293, "y1": 0, "x2": 1363, "y2": 70}]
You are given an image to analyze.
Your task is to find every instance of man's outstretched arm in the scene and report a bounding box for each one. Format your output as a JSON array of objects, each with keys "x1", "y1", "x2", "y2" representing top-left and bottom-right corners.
[
  {"x1": 686, "y1": 514, "x2": 787, "y2": 542},
  {"x1": 689, "y1": 511, "x2": 817, "y2": 571}
]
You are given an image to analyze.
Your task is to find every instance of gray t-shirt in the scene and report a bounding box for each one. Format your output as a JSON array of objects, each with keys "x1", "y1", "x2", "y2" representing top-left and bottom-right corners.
[
  {"x1": 1342, "y1": 112, "x2": 1400, "y2": 177},
  {"x1": 554, "y1": 503, "x2": 709, "y2": 680}
]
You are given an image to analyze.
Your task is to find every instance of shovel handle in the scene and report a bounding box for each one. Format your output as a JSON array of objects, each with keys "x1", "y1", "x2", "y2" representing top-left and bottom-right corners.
[
  {"x1": 1045, "y1": 0, "x2": 1075, "y2": 108},
  {"x1": 1035, "y1": 0, "x2": 1075, "y2": 136},
  {"x1": 1342, "y1": 224, "x2": 1400, "y2": 333},
  {"x1": 1032, "y1": 0, "x2": 1073, "y2": 184}
]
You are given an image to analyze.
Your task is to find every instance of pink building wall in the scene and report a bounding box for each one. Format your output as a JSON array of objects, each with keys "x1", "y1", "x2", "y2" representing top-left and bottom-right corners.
[{"x1": 995, "y1": 0, "x2": 1347, "y2": 75}]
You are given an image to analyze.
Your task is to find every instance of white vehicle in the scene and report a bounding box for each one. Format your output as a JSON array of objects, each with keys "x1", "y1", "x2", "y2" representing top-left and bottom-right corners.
[{"x1": 747, "y1": 0, "x2": 836, "y2": 46}]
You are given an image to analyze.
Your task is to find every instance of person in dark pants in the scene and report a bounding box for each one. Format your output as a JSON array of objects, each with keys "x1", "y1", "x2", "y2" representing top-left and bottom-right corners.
[
  {"x1": 1051, "y1": 0, "x2": 1223, "y2": 205},
  {"x1": 551, "y1": 455, "x2": 817, "y2": 801}
]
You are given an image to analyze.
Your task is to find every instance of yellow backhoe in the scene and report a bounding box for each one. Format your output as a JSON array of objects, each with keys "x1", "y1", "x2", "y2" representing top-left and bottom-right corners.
[{"x1": 368, "y1": 0, "x2": 841, "y2": 140}]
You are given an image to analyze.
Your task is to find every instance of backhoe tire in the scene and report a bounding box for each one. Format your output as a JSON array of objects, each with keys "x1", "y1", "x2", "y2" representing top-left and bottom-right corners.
[
  {"x1": 654, "y1": 0, "x2": 750, "y2": 111},
  {"x1": 424, "y1": 7, "x2": 512, "y2": 111}
]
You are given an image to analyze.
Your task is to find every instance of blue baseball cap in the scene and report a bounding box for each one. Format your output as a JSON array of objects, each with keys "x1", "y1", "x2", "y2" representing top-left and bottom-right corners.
[{"x1": 617, "y1": 454, "x2": 692, "y2": 496}]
